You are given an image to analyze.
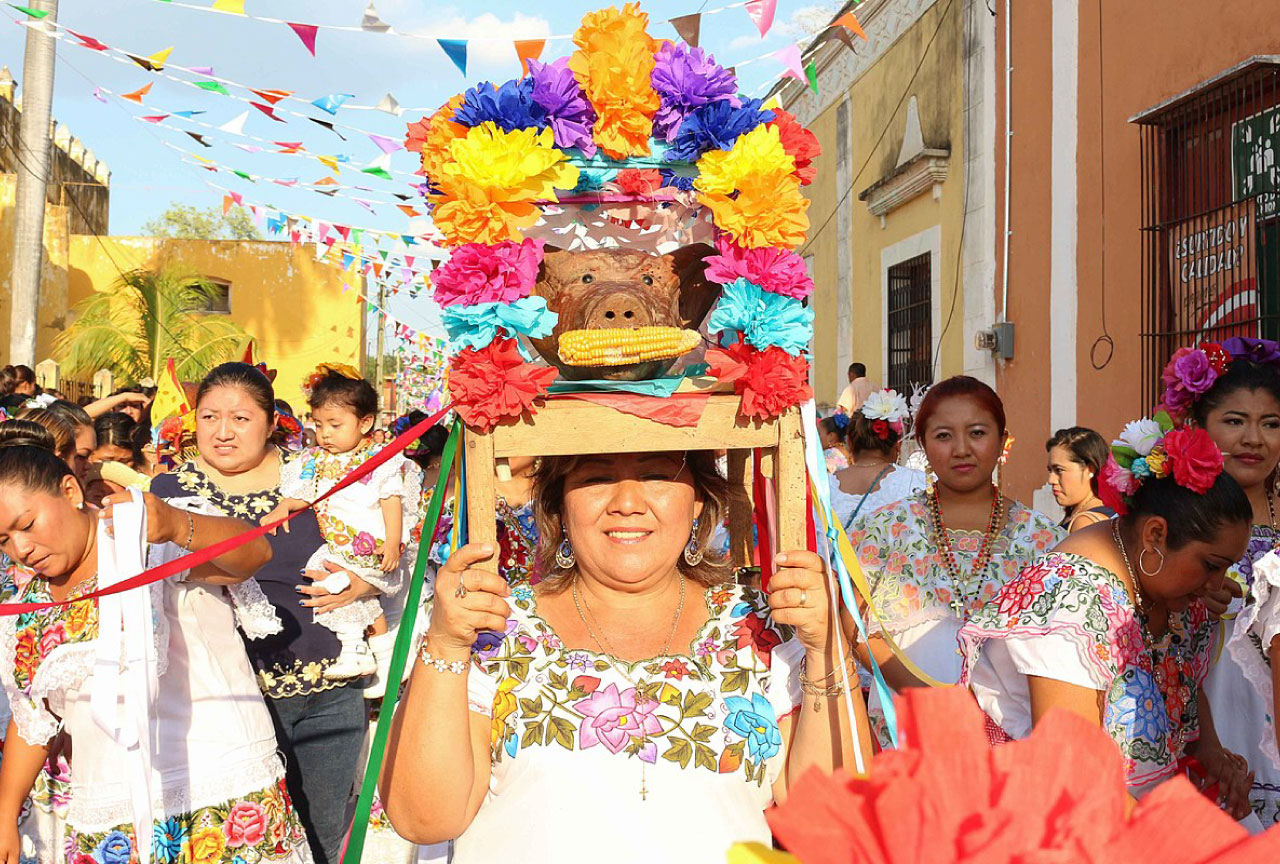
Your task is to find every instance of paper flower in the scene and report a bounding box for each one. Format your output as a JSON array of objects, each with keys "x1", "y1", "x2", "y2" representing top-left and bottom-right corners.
[
  {"x1": 612, "y1": 168, "x2": 663, "y2": 198},
  {"x1": 405, "y1": 94, "x2": 467, "y2": 189},
  {"x1": 448, "y1": 338, "x2": 559, "y2": 432},
  {"x1": 442, "y1": 296, "x2": 557, "y2": 355},
  {"x1": 1099, "y1": 454, "x2": 1137, "y2": 516},
  {"x1": 706, "y1": 339, "x2": 812, "y2": 420},
  {"x1": 453, "y1": 79, "x2": 547, "y2": 133},
  {"x1": 527, "y1": 57, "x2": 597, "y2": 156},
  {"x1": 703, "y1": 237, "x2": 813, "y2": 300},
  {"x1": 708, "y1": 279, "x2": 813, "y2": 356},
  {"x1": 860, "y1": 389, "x2": 910, "y2": 425},
  {"x1": 568, "y1": 3, "x2": 661, "y2": 159},
  {"x1": 665, "y1": 98, "x2": 775, "y2": 163},
  {"x1": 1161, "y1": 347, "x2": 1220, "y2": 418},
  {"x1": 767, "y1": 109, "x2": 821, "y2": 186},
  {"x1": 754, "y1": 686, "x2": 1280, "y2": 864},
  {"x1": 650, "y1": 42, "x2": 738, "y2": 142},
  {"x1": 1222, "y1": 336, "x2": 1280, "y2": 368},
  {"x1": 431, "y1": 239, "x2": 544, "y2": 307},
  {"x1": 659, "y1": 168, "x2": 696, "y2": 191},
  {"x1": 695, "y1": 123, "x2": 796, "y2": 196},
  {"x1": 1162, "y1": 426, "x2": 1225, "y2": 494},
  {"x1": 700, "y1": 171, "x2": 810, "y2": 250},
  {"x1": 1116, "y1": 418, "x2": 1163, "y2": 457}
]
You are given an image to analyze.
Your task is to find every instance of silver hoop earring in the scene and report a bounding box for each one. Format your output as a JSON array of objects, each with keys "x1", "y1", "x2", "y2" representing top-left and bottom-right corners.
[
  {"x1": 683, "y1": 518, "x2": 704, "y2": 567},
  {"x1": 1139, "y1": 547, "x2": 1165, "y2": 578},
  {"x1": 555, "y1": 531, "x2": 576, "y2": 570}
]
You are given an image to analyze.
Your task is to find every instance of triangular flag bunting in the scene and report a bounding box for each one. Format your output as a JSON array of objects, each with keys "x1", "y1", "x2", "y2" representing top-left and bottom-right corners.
[
  {"x1": 173, "y1": 109, "x2": 206, "y2": 117},
  {"x1": 762, "y1": 94, "x2": 783, "y2": 111},
  {"x1": 120, "y1": 82, "x2": 152, "y2": 104},
  {"x1": 68, "y1": 30, "x2": 108, "y2": 51},
  {"x1": 316, "y1": 155, "x2": 340, "y2": 174},
  {"x1": 287, "y1": 22, "x2": 318, "y2": 56},
  {"x1": 361, "y1": 1, "x2": 390, "y2": 32},
  {"x1": 314, "y1": 176, "x2": 339, "y2": 186},
  {"x1": 397, "y1": 204, "x2": 420, "y2": 217},
  {"x1": 8, "y1": 4, "x2": 49, "y2": 19},
  {"x1": 438, "y1": 39, "x2": 467, "y2": 75},
  {"x1": 251, "y1": 102, "x2": 285, "y2": 122},
  {"x1": 222, "y1": 195, "x2": 235, "y2": 216},
  {"x1": 186, "y1": 132, "x2": 212, "y2": 147},
  {"x1": 147, "y1": 47, "x2": 173, "y2": 70},
  {"x1": 375, "y1": 92, "x2": 402, "y2": 116},
  {"x1": 805, "y1": 61, "x2": 818, "y2": 95},
  {"x1": 335, "y1": 225, "x2": 351, "y2": 241},
  {"x1": 141, "y1": 114, "x2": 169, "y2": 123},
  {"x1": 233, "y1": 143, "x2": 262, "y2": 153},
  {"x1": 828, "y1": 28, "x2": 858, "y2": 53},
  {"x1": 272, "y1": 178, "x2": 299, "y2": 187},
  {"x1": 669, "y1": 13, "x2": 700, "y2": 46},
  {"x1": 745, "y1": 0, "x2": 776, "y2": 38},
  {"x1": 368, "y1": 133, "x2": 402, "y2": 154},
  {"x1": 274, "y1": 141, "x2": 304, "y2": 153},
  {"x1": 92, "y1": 87, "x2": 107, "y2": 103},
  {"x1": 362, "y1": 166, "x2": 393, "y2": 181},
  {"x1": 219, "y1": 110, "x2": 249, "y2": 135},
  {"x1": 151, "y1": 358, "x2": 191, "y2": 424},
  {"x1": 774, "y1": 45, "x2": 805, "y2": 83},
  {"x1": 189, "y1": 66, "x2": 215, "y2": 75},
  {"x1": 211, "y1": 0, "x2": 245, "y2": 14},
  {"x1": 832, "y1": 11, "x2": 868, "y2": 39},
  {"x1": 195, "y1": 80, "x2": 230, "y2": 95},
  {"x1": 311, "y1": 93, "x2": 353, "y2": 115},
  {"x1": 514, "y1": 40, "x2": 545, "y2": 76},
  {"x1": 232, "y1": 170, "x2": 254, "y2": 181},
  {"x1": 309, "y1": 118, "x2": 347, "y2": 139},
  {"x1": 251, "y1": 89, "x2": 293, "y2": 104}
]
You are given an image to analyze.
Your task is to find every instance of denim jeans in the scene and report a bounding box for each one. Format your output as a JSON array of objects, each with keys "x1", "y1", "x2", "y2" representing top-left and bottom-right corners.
[{"x1": 266, "y1": 682, "x2": 368, "y2": 864}]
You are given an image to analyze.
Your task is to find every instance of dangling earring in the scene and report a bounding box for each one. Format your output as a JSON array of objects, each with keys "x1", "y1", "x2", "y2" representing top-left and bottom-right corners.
[
  {"x1": 555, "y1": 530, "x2": 576, "y2": 570},
  {"x1": 1139, "y1": 546, "x2": 1165, "y2": 578},
  {"x1": 75, "y1": 501, "x2": 84, "y2": 511},
  {"x1": 683, "y1": 518, "x2": 704, "y2": 567}
]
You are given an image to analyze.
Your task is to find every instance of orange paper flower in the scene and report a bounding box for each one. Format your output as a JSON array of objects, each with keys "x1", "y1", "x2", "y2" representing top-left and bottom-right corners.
[
  {"x1": 759, "y1": 687, "x2": 1280, "y2": 864},
  {"x1": 405, "y1": 94, "x2": 466, "y2": 185},
  {"x1": 700, "y1": 170, "x2": 810, "y2": 250},
  {"x1": 568, "y1": 3, "x2": 661, "y2": 159}
]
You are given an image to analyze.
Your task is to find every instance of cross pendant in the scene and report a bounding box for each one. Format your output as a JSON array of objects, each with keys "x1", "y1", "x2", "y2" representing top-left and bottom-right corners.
[{"x1": 640, "y1": 782, "x2": 648, "y2": 801}]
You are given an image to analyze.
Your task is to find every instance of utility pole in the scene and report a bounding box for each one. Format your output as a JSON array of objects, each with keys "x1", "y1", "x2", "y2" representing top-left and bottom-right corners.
[
  {"x1": 7, "y1": 0, "x2": 58, "y2": 366},
  {"x1": 373, "y1": 279, "x2": 387, "y2": 412}
]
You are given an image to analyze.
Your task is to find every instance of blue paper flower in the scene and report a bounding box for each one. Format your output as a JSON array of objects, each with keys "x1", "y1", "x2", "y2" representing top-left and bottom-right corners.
[
  {"x1": 707, "y1": 278, "x2": 813, "y2": 355},
  {"x1": 650, "y1": 42, "x2": 739, "y2": 142},
  {"x1": 659, "y1": 168, "x2": 697, "y2": 191},
  {"x1": 442, "y1": 295, "x2": 558, "y2": 357},
  {"x1": 665, "y1": 98, "x2": 775, "y2": 163},
  {"x1": 1131, "y1": 456, "x2": 1152, "y2": 479},
  {"x1": 453, "y1": 79, "x2": 548, "y2": 133}
]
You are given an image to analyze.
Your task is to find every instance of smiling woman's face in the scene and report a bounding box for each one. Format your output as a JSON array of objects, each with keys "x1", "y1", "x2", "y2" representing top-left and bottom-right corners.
[
  {"x1": 0, "y1": 479, "x2": 88, "y2": 578},
  {"x1": 561, "y1": 452, "x2": 704, "y2": 589}
]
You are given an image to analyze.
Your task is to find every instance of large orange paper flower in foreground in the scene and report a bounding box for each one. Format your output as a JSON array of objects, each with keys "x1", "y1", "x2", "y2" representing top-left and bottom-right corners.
[{"x1": 731, "y1": 687, "x2": 1280, "y2": 864}]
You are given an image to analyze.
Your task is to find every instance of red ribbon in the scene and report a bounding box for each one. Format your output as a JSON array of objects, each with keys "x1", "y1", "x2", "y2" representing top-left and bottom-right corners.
[{"x1": 0, "y1": 405, "x2": 453, "y2": 614}]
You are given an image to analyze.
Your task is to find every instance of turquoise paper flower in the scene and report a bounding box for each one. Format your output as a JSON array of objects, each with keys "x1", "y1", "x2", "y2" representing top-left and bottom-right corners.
[
  {"x1": 442, "y1": 296, "x2": 558, "y2": 358},
  {"x1": 707, "y1": 278, "x2": 813, "y2": 356}
]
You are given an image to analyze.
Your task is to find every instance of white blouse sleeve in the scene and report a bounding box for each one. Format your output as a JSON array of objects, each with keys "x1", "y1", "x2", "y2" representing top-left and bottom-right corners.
[
  {"x1": 766, "y1": 635, "x2": 806, "y2": 722},
  {"x1": 1000, "y1": 632, "x2": 1110, "y2": 690},
  {"x1": 279, "y1": 453, "x2": 309, "y2": 500}
]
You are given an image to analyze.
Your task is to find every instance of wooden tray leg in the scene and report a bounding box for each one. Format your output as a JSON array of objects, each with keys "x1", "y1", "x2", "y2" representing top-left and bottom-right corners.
[
  {"x1": 726, "y1": 449, "x2": 753, "y2": 568},
  {"x1": 776, "y1": 409, "x2": 807, "y2": 554},
  {"x1": 464, "y1": 427, "x2": 499, "y2": 575}
]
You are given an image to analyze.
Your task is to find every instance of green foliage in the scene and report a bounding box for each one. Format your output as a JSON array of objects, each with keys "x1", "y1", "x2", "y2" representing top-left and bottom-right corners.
[
  {"x1": 141, "y1": 202, "x2": 264, "y2": 241},
  {"x1": 54, "y1": 266, "x2": 253, "y2": 384}
]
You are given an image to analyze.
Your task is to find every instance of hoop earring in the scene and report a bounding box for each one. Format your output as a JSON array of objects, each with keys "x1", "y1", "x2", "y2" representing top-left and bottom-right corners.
[
  {"x1": 1139, "y1": 546, "x2": 1165, "y2": 578},
  {"x1": 555, "y1": 531, "x2": 576, "y2": 570},
  {"x1": 683, "y1": 518, "x2": 704, "y2": 567}
]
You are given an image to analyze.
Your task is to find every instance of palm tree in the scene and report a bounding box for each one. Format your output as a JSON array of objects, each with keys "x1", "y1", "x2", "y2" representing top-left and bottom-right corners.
[{"x1": 55, "y1": 265, "x2": 253, "y2": 384}]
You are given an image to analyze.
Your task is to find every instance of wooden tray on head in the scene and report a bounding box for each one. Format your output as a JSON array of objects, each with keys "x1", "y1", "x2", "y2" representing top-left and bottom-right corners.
[{"x1": 463, "y1": 390, "x2": 807, "y2": 574}]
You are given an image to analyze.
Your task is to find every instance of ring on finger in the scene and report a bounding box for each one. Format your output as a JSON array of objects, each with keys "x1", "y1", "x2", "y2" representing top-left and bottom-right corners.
[
  {"x1": 798, "y1": 589, "x2": 808, "y2": 607},
  {"x1": 454, "y1": 574, "x2": 468, "y2": 599}
]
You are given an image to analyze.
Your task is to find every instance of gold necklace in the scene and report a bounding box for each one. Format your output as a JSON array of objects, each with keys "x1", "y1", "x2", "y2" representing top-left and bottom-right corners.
[{"x1": 570, "y1": 575, "x2": 686, "y2": 801}]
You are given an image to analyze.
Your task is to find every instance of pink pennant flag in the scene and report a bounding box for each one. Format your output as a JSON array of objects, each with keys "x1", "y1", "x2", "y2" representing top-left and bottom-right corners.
[
  {"x1": 272, "y1": 179, "x2": 299, "y2": 187},
  {"x1": 229, "y1": 191, "x2": 243, "y2": 205},
  {"x1": 92, "y1": 87, "x2": 108, "y2": 103},
  {"x1": 774, "y1": 44, "x2": 806, "y2": 83},
  {"x1": 251, "y1": 102, "x2": 286, "y2": 122},
  {"x1": 745, "y1": 0, "x2": 777, "y2": 38},
  {"x1": 287, "y1": 22, "x2": 318, "y2": 56},
  {"x1": 367, "y1": 133, "x2": 403, "y2": 154},
  {"x1": 141, "y1": 114, "x2": 169, "y2": 123},
  {"x1": 189, "y1": 66, "x2": 215, "y2": 75}
]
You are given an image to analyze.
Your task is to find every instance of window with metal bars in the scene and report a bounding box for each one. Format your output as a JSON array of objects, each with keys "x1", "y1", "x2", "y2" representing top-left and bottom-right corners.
[
  {"x1": 886, "y1": 252, "x2": 932, "y2": 393},
  {"x1": 1134, "y1": 59, "x2": 1280, "y2": 408}
]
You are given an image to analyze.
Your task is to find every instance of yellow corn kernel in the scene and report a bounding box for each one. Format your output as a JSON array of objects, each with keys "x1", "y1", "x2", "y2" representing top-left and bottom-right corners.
[{"x1": 559, "y1": 327, "x2": 700, "y2": 366}]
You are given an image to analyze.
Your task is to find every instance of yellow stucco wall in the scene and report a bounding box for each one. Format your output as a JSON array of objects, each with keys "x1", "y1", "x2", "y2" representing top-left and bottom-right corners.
[
  {"x1": 800, "y1": 0, "x2": 967, "y2": 402},
  {"x1": 0, "y1": 173, "x2": 75, "y2": 365},
  {"x1": 66, "y1": 237, "x2": 364, "y2": 410}
]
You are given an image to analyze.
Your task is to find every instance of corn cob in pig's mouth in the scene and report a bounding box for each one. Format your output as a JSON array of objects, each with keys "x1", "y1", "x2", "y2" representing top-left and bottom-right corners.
[{"x1": 557, "y1": 326, "x2": 701, "y2": 367}]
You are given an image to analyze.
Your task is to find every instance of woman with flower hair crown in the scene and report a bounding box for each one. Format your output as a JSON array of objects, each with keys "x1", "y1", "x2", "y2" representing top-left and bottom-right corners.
[
  {"x1": 846, "y1": 376, "x2": 1061, "y2": 745},
  {"x1": 1167, "y1": 337, "x2": 1280, "y2": 825},
  {"x1": 960, "y1": 415, "x2": 1255, "y2": 811},
  {"x1": 829, "y1": 388, "x2": 925, "y2": 531}
]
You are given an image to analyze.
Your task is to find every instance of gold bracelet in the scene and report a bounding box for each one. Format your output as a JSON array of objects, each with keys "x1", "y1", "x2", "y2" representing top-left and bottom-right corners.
[{"x1": 179, "y1": 511, "x2": 195, "y2": 550}]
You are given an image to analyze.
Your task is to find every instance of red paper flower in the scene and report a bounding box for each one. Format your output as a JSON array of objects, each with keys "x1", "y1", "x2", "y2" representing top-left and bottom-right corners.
[
  {"x1": 767, "y1": 109, "x2": 821, "y2": 186},
  {"x1": 761, "y1": 687, "x2": 1280, "y2": 864},
  {"x1": 706, "y1": 338, "x2": 812, "y2": 420},
  {"x1": 613, "y1": 168, "x2": 663, "y2": 198},
  {"x1": 448, "y1": 338, "x2": 559, "y2": 432},
  {"x1": 1200, "y1": 341, "x2": 1231, "y2": 375},
  {"x1": 1162, "y1": 426, "x2": 1224, "y2": 494}
]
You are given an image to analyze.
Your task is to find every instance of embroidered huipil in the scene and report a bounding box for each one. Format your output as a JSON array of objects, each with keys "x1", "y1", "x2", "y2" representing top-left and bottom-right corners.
[
  {"x1": 960, "y1": 552, "x2": 1211, "y2": 797},
  {"x1": 452, "y1": 584, "x2": 803, "y2": 864},
  {"x1": 846, "y1": 492, "x2": 1062, "y2": 742}
]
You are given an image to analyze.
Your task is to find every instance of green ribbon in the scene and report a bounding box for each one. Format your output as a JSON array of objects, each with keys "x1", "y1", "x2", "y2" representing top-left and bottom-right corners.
[{"x1": 343, "y1": 420, "x2": 462, "y2": 863}]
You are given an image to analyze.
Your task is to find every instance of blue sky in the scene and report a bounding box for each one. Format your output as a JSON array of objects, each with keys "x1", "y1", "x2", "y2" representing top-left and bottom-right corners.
[{"x1": 0, "y1": 0, "x2": 838, "y2": 341}]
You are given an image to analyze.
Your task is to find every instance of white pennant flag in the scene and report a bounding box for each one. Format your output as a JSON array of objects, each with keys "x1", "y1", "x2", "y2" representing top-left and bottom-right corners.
[
  {"x1": 219, "y1": 110, "x2": 249, "y2": 136},
  {"x1": 375, "y1": 91, "x2": 403, "y2": 116}
]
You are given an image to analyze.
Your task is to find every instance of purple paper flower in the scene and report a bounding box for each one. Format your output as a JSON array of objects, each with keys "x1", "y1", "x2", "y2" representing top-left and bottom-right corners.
[
  {"x1": 1161, "y1": 347, "x2": 1219, "y2": 416},
  {"x1": 665, "y1": 98, "x2": 775, "y2": 163},
  {"x1": 650, "y1": 42, "x2": 739, "y2": 142},
  {"x1": 527, "y1": 58, "x2": 597, "y2": 156},
  {"x1": 1222, "y1": 336, "x2": 1280, "y2": 368},
  {"x1": 453, "y1": 79, "x2": 547, "y2": 133}
]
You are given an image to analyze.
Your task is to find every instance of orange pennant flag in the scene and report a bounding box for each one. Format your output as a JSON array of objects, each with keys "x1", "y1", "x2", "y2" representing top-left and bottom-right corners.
[
  {"x1": 222, "y1": 195, "x2": 234, "y2": 216},
  {"x1": 832, "y1": 11, "x2": 867, "y2": 40},
  {"x1": 313, "y1": 176, "x2": 339, "y2": 186},
  {"x1": 397, "y1": 204, "x2": 421, "y2": 217},
  {"x1": 121, "y1": 82, "x2": 153, "y2": 103},
  {"x1": 514, "y1": 39, "x2": 545, "y2": 76},
  {"x1": 251, "y1": 89, "x2": 294, "y2": 104}
]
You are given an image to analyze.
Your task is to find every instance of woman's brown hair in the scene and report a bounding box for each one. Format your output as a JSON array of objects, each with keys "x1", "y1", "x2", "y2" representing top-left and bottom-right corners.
[
  {"x1": 531, "y1": 450, "x2": 733, "y2": 590},
  {"x1": 17, "y1": 407, "x2": 77, "y2": 464}
]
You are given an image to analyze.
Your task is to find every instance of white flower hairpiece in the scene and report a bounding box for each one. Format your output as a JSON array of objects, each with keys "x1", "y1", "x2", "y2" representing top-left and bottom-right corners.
[
  {"x1": 23, "y1": 394, "x2": 56, "y2": 410},
  {"x1": 859, "y1": 389, "x2": 911, "y2": 425}
]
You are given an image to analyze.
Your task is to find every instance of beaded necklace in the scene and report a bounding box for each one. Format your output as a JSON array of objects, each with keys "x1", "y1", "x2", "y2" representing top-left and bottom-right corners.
[{"x1": 926, "y1": 485, "x2": 1005, "y2": 620}]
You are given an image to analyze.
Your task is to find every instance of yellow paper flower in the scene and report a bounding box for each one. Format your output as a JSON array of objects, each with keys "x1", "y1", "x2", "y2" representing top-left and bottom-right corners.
[
  {"x1": 695, "y1": 124, "x2": 797, "y2": 196},
  {"x1": 568, "y1": 3, "x2": 660, "y2": 159},
  {"x1": 188, "y1": 826, "x2": 227, "y2": 864},
  {"x1": 700, "y1": 171, "x2": 810, "y2": 250},
  {"x1": 1146, "y1": 448, "x2": 1168, "y2": 478}
]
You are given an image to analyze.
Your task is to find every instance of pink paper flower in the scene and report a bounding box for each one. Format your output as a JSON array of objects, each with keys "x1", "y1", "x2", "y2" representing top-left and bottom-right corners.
[
  {"x1": 431, "y1": 238, "x2": 544, "y2": 307},
  {"x1": 703, "y1": 236, "x2": 813, "y2": 299},
  {"x1": 573, "y1": 683, "x2": 662, "y2": 755}
]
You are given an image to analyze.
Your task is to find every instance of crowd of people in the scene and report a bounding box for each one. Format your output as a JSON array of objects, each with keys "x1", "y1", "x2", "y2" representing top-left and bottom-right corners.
[{"x1": 0, "y1": 338, "x2": 1275, "y2": 863}]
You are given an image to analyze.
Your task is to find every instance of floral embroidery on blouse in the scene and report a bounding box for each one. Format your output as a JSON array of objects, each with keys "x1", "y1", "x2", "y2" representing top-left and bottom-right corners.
[
  {"x1": 11, "y1": 573, "x2": 99, "y2": 694},
  {"x1": 1224, "y1": 524, "x2": 1280, "y2": 609},
  {"x1": 960, "y1": 552, "x2": 1209, "y2": 794},
  {"x1": 472, "y1": 584, "x2": 798, "y2": 787},
  {"x1": 848, "y1": 492, "x2": 1063, "y2": 630},
  {"x1": 67, "y1": 777, "x2": 308, "y2": 864},
  {"x1": 255, "y1": 658, "x2": 342, "y2": 699},
  {"x1": 171, "y1": 460, "x2": 282, "y2": 521}
]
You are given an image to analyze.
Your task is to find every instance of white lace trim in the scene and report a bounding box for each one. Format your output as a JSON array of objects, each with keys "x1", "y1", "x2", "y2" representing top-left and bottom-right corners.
[
  {"x1": 67, "y1": 747, "x2": 287, "y2": 832},
  {"x1": 227, "y1": 579, "x2": 284, "y2": 640},
  {"x1": 1231, "y1": 552, "x2": 1280, "y2": 775}
]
